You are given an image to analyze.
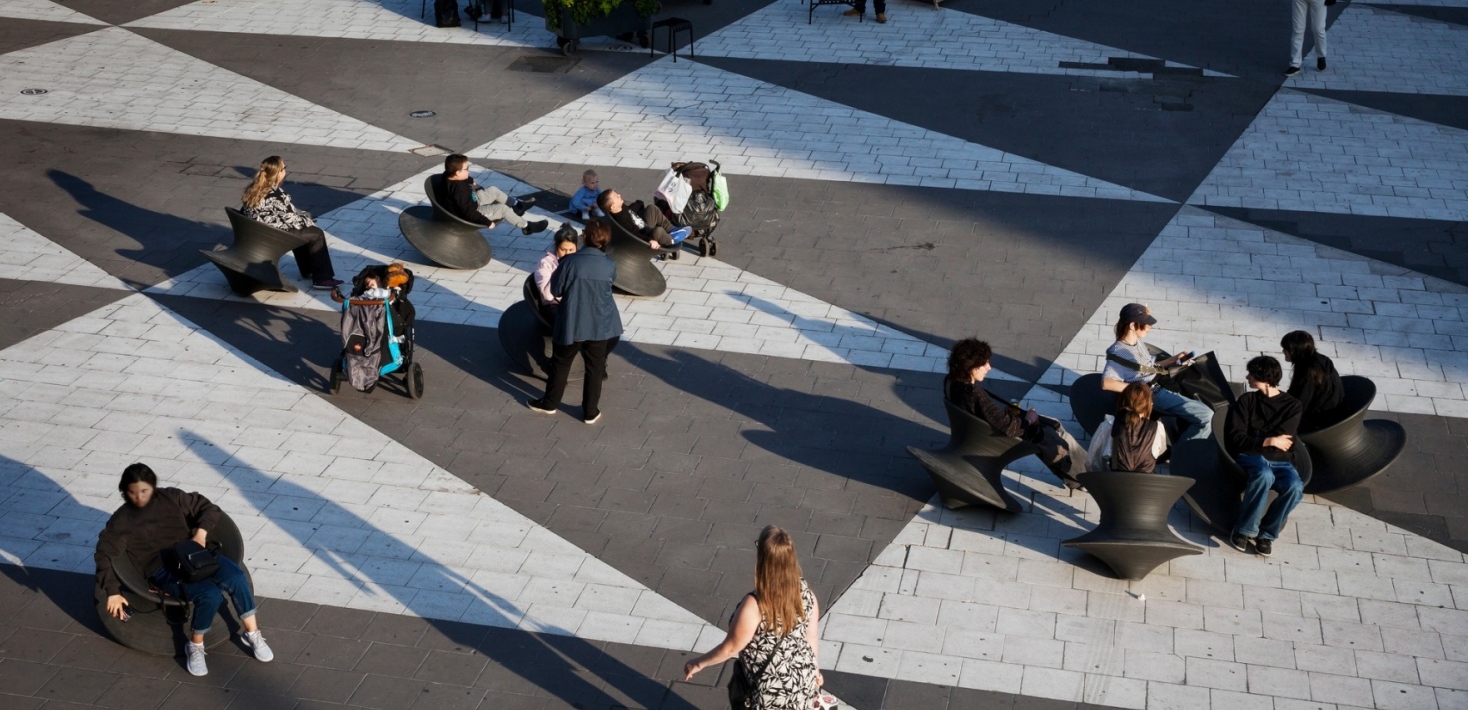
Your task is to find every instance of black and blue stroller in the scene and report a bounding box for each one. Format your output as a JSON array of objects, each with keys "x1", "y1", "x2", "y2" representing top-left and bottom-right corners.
[
  {"x1": 328, "y1": 264, "x2": 424, "y2": 399},
  {"x1": 655, "y1": 160, "x2": 728, "y2": 257}
]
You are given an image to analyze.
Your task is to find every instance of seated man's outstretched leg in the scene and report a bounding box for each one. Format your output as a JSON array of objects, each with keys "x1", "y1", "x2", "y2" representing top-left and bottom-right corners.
[
  {"x1": 213, "y1": 557, "x2": 272, "y2": 662},
  {"x1": 1152, "y1": 388, "x2": 1213, "y2": 442},
  {"x1": 1033, "y1": 417, "x2": 1086, "y2": 489},
  {"x1": 476, "y1": 185, "x2": 548, "y2": 234},
  {"x1": 641, "y1": 204, "x2": 676, "y2": 247}
]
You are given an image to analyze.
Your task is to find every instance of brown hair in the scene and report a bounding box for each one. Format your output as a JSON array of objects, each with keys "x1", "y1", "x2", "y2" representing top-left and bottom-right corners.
[
  {"x1": 583, "y1": 219, "x2": 611, "y2": 249},
  {"x1": 242, "y1": 156, "x2": 285, "y2": 208},
  {"x1": 1117, "y1": 382, "x2": 1153, "y2": 432},
  {"x1": 1114, "y1": 319, "x2": 1139, "y2": 342},
  {"x1": 444, "y1": 154, "x2": 469, "y2": 175},
  {"x1": 754, "y1": 526, "x2": 805, "y2": 636}
]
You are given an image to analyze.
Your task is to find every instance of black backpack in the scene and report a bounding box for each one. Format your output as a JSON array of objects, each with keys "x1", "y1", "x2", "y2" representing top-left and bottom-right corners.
[{"x1": 434, "y1": 0, "x2": 460, "y2": 27}]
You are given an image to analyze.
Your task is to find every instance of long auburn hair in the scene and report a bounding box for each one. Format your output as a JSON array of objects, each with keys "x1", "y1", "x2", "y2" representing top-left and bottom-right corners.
[
  {"x1": 242, "y1": 156, "x2": 286, "y2": 208},
  {"x1": 754, "y1": 526, "x2": 805, "y2": 636},
  {"x1": 1117, "y1": 382, "x2": 1153, "y2": 432},
  {"x1": 1281, "y1": 330, "x2": 1327, "y2": 389}
]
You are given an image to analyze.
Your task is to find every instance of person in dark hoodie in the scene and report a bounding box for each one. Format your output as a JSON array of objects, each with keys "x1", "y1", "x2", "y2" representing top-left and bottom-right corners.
[
  {"x1": 95, "y1": 464, "x2": 273, "y2": 677},
  {"x1": 434, "y1": 154, "x2": 548, "y2": 235},
  {"x1": 1280, "y1": 330, "x2": 1344, "y2": 432},
  {"x1": 1227, "y1": 356, "x2": 1304, "y2": 558}
]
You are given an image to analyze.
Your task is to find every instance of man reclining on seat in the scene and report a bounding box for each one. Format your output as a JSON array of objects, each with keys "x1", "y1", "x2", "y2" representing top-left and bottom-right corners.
[
  {"x1": 436, "y1": 154, "x2": 548, "y2": 235},
  {"x1": 597, "y1": 188, "x2": 690, "y2": 256}
]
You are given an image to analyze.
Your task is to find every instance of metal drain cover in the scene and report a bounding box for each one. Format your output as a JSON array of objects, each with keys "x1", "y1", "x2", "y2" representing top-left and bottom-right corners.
[
  {"x1": 409, "y1": 110, "x2": 436, "y2": 118},
  {"x1": 508, "y1": 56, "x2": 580, "y2": 73},
  {"x1": 20, "y1": 88, "x2": 47, "y2": 95}
]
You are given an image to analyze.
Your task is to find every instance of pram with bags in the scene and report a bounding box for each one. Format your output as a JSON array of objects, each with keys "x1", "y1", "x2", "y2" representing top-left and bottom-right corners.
[
  {"x1": 654, "y1": 160, "x2": 729, "y2": 257},
  {"x1": 328, "y1": 263, "x2": 424, "y2": 399}
]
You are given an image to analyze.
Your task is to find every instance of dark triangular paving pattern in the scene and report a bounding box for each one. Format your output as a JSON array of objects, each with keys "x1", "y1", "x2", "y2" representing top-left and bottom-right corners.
[
  {"x1": 131, "y1": 27, "x2": 654, "y2": 153},
  {"x1": 50, "y1": 0, "x2": 197, "y2": 25},
  {"x1": 1365, "y1": 3, "x2": 1468, "y2": 27},
  {"x1": 0, "y1": 17, "x2": 102, "y2": 55},
  {"x1": 697, "y1": 57, "x2": 1276, "y2": 202},
  {"x1": 1204, "y1": 205, "x2": 1468, "y2": 287},
  {"x1": 0, "y1": 119, "x2": 433, "y2": 290},
  {"x1": 1301, "y1": 88, "x2": 1468, "y2": 132},
  {"x1": 0, "y1": 278, "x2": 131, "y2": 351}
]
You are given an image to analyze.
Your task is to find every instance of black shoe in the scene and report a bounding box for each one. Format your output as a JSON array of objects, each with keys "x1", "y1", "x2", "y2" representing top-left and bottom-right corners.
[
  {"x1": 1255, "y1": 539, "x2": 1273, "y2": 557},
  {"x1": 1285, "y1": 65, "x2": 1301, "y2": 77},
  {"x1": 1317, "y1": 57, "x2": 1326, "y2": 71},
  {"x1": 522, "y1": 220, "x2": 548, "y2": 235},
  {"x1": 512, "y1": 197, "x2": 537, "y2": 217},
  {"x1": 527, "y1": 399, "x2": 556, "y2": 414},
  {"x1": 667, "y1": 249, "x2": 680, "y2": 260},
  {"x1": 1228, "y1": 532, "x2": 1252, "y2": 553}
]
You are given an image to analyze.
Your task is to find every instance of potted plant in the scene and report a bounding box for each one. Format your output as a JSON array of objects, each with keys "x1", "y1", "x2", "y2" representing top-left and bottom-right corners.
[{"x1": 544, "y1": 0, "x2": 659, "y2": 55}]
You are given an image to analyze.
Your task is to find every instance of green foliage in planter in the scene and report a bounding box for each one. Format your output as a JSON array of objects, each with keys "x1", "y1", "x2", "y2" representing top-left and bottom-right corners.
[{"x1": 544, "y1": 0, "x2": 659, "y2": 30}]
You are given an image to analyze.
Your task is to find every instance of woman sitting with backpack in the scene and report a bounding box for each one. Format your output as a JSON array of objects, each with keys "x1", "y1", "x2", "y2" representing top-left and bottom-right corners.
[{"x1": 1086, "y1": 382, "x2": 1171, "y2": 473}]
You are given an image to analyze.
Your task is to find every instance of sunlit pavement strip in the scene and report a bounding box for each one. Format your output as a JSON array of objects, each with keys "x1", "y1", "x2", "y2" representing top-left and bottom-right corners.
[
  {"x1": 124, "y1": 0, "x2": 640, "y2": 52},
  {"x1": 0, "y1": 213, "x2": 133, "y2": 291},
  {"x1": 145, "y1": 165, "x2": 1015, "y2": 378},
  {"x1": 0, "y1": 293, "x2": 721, "y2": 650},
  {"x1": 1188, "y1": 90, "x2": 1468, "y2": 222},
  {"x1": 696, "y1": 0, "x2": 1219, "y2": 78},
  {"x1": 0, "y1": 27, "x2": 423, "y2": 152},
  {"x1": 1284, "y1": 4, "x2": 1468, "y2": 97},
  {"x1": 0, "y1": 0, "x2": 104, "y2": 24},
  {"x1": 470, "y1": 58, "x2": 1173, "y2": 199},
  {"x1": 1032, "y1": 206, "x2": 1468, "y2": 418}
]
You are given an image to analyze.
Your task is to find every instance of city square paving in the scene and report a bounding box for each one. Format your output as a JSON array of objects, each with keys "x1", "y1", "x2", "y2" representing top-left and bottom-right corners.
[{"x1": 0, "y1": 0, "x2": 1466, "y2": 708}]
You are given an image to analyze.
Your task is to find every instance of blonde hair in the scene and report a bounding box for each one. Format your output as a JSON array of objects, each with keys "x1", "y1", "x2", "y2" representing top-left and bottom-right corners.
[
  {"x1": 754, "y1": 526, "x2": 805, "y2": 636},
  {"x1": 242, "y1": 156, "x2": 286, "y2": 208}
]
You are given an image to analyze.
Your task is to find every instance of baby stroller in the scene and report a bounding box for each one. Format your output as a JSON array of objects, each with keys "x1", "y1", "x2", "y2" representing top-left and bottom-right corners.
[
  {"x1": 328, "y1": 263, "x2": 424, "y2": 399},
  {"x1": 655, "y1": 160, "x2": 728, "y2": 257}
]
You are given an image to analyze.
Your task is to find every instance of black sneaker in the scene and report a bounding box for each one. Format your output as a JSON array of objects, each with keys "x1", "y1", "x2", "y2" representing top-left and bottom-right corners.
[
  {"x1": 512, "y1": 197, "x2": 537, "y2": 217},
  {"x1": 1285, "y1": 65, "x2": 1301, "y2": 77},
  {"x1": 522, "y1": 220, "x2": 548, "y2": 235},
  {"x1": 1228, "y1": 532, "x2": 1252, "y2": 553},
  {"x1": 1255, "y1": 539, "x2": 1273, "y2": 557},
  {"x1": 527, "y1": 399, "x2": 556, "y2": 414},
  {"x1": 1317, "y1": 57, "x2": 1326, "y2": 71}
]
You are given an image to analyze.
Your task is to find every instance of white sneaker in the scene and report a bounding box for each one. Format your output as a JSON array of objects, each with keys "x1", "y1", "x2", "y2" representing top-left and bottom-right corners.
[
  {"x1": 186, "y1": 641, "x2": 209, "y2": 676},
  {"x1": 242, "y1": 630, "x2": 274, "y2": 662}
]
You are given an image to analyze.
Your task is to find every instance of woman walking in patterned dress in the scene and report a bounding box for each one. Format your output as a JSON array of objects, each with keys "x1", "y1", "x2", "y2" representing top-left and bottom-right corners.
[{"x1": 684, "y1": 525, "x2": 823, "y2": 709}]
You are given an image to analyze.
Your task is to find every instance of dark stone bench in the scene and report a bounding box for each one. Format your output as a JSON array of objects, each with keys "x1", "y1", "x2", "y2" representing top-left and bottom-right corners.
[
  {"x1": 1173, "y1": 406, "x2": 1314, "y2": 537},
  {"x1": 907, "y1": 399, "x2": 1040, "y2": 512},
  {"x1": 201, "y1": 208, "x2": 313, "y2": 296},
  {"x1": 398, "y1": 175, "x2": 493, "y2": 270},
  {"x1": 94, "y1": 513, "x2": 252, "y2": 656},
  {"x1": 1300, "y1": 375, "x2": 1406, "y2": 495},
  {"x1": 1062, "y1": 472, "x2": 1204, "y2": 580},
  {"x1": 604, "y1": 212, "x2": 669, "y2": 297}
]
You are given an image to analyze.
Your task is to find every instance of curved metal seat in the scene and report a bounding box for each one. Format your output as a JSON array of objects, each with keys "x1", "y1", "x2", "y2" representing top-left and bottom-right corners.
[
  {"x1": 603, "y1": 213, "x2": 668, "y2": 297},
  {"x1": 498, "y1": 275, "x2": 583, "y2": 381},
  {"x1": 906, "y1": 399, "x2": 1040, "y2": 512},
  {"x1": 1301, "y1": 375, "x2": 1406, "y2": 495},
  {"x1": 201, "y1": 209, "x2": 313, "y2": 295},
  {"x1": 94, "y1": 513, "x2": 252, "y2": 656},
  {"x1": 1069, "y1": 373, "x2": 1115, "y2": 437},
  {"x1": 1062, "y1": 472, "x2": 1203, "y2": 579},
  {"x1": 1174, "y1": 406, "x2": 1313, "y2": 536},
  {"x1": 398, "y1": 175, "x2": 493, "y2": 270}
]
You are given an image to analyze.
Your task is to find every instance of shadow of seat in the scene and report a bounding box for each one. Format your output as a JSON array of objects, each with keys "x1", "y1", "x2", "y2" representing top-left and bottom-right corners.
[
  {"x1": 906, "y1": 399, "x2": 1039, "y2": 512},
  {"x1": 200, "y1": 209, "x2": 312, "y2": 295},
  {"x1": 1300, "y1": 376, "x2": 1406, "y2": 495},
  {"x1": 1062, "y1": 472, "x2": 1204, "y2": 580},
  {"x1": 499, "y1": 275, "x2": 584, "y2": 381},
  {"x1": 1173, "y1": 406, "x2": 1314, "y2": 537},
  {"x1": 604, "y1": 213, "x2": 668, "y2": 297},
  {"x1": 94, "y1": 512, "x2": 252, "y2": 657},
  {"x1": 398, "y1": 175, "x2": 493, "y2": 270}
]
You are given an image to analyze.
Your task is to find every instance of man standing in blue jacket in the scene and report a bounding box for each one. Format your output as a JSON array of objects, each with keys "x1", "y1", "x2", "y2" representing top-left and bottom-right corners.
[{"x1": 528, "y1": 220, "x2": 623, "y2": 424}]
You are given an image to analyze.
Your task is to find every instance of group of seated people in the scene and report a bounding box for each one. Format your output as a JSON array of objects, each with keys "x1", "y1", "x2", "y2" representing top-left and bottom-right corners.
[{"x1": 947, "y1": 302, "x2": 1347, "y2": 559}]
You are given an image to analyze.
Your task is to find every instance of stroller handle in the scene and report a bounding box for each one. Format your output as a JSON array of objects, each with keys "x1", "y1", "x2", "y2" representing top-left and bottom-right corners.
[{"x1": 330, "y1": 287, "x2": 395, "y2": 307}]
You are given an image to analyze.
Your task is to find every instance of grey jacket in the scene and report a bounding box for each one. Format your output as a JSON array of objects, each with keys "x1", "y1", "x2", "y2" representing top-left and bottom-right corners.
[{"x1": 550, "y1": 247, "x2": 623, "y2": 345}]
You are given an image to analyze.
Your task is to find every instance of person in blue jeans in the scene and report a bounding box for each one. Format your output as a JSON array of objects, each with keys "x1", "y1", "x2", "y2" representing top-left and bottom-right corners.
[
  {"x1": 1100, "y1": 303, "x2": 1214, "y2": 443},
  {"x1": 1227, "y1": 356, "x2": 1305, "y2": 557},
  {"x1": 96, "y1": 464, "x2": 273, "y2": 677}
]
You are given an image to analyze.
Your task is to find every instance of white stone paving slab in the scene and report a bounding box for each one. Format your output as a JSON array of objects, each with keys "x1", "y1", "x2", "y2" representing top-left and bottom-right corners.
[
  {"x1": 469, "y1": 58, "x2": 1172, "y2": 200},
  {"x1": 0, "y1": 27, "x2": 422, "y2": 152},
  {"x1": 145, "y1": 165, "x2": 1019, "y2": 378},
  {"x1": 124, "y1": 0, "x2": 639, "y2": 52},
  {"x1": 698, "y1": 0, "x2": 1212, "y2": 78},
  {"x1": 0, "y1": 0, "x2": 104, "y2": 25},
  {"x1": 1286, "y1": 4, "x2": 1468, "y2": 96},
  {"x1": 0, "y1": 293, "x2": 721, "y2": 649},
  {"x1": 1033, "y1": 206, "x2": 1468, "y2": 418},
  {"x1": 0, "y1": 213, "x2": 132, "y2": 290},
  {"x1": 1188, "y1": 90, "x2": 1468, "y2": 222}
]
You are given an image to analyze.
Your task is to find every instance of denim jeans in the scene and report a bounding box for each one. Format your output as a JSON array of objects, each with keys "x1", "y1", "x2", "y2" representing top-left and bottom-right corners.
[
  {"x1": 1151, "y1": 387, "x2": 1214, "y2": 442},
  {"x1": 151, "y1": 556, "x2": 257, "y2": 635},
  {"x1": 1233, "y1": 454, "x2": 1304, "y2": 542}
]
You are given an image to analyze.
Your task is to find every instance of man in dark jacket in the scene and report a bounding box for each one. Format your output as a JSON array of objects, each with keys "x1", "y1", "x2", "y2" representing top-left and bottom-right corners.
[
  {"x1": 528, "y1": 220, "x2": 623, "y2": 423},
  {"x1": 435, "y1": 154, "x2": 547, "y2": 235},
  {"x1": 597, "y1": 188, "x2": 687, "y2": 254},
  {"x1": 1227, "y1": 356, "x2": 1305, "y2": 557}
]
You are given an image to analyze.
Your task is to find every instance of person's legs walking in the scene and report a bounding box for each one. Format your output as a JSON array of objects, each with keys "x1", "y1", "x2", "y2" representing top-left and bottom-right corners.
[
  {"x1": 1257, "y1": 461, "x2": 1304, "y2": 541},
  {"x1": 1310, "y1": 0, "x2": 1327, "y2": 67},
  {"x1": 580, "y1": 339, "x2": 609, "y2": 421},
  {"x1": 1152, "y1": 388, "x2": 1213, "y2": 442},
  {"x1": 533, "y1": 341, "x2": 579, "y2": 410},
  {"x1": 1289, "y1": 0, "x2": 1309, "y2": 69},
  {"x1": 1233, "y1": 453, "x2": 1275, "y2": 541}
]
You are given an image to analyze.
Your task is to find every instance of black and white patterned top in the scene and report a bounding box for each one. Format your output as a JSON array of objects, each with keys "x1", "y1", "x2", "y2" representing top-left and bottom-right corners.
[
  {"x1": 242, "y1": 187, "x2": 313, "y2": 231},
  {"x1": 737, "y1": 580, "x2": 819, "y2": 710}
]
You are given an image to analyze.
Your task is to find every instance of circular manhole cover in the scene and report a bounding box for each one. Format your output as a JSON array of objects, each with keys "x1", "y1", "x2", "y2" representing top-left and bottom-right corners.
[
  {"x1": 20, "y1": 88, "x2": 47, "y2": 96},
  {"x1": 409, "y1": 110, "x2": 436, "y2": 118}
]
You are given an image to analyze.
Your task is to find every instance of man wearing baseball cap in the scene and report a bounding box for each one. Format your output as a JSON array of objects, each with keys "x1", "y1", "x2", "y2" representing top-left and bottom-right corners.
[{"x1": 1099, "y1": 303, "x2": 1213, "y2": 443}]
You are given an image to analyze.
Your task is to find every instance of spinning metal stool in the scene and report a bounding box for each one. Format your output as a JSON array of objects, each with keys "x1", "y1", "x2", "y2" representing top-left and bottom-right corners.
[
  {"x1": 397, "y1": 175, "x2": 494, "y2": 270},
  {"x1": 907, "y1": 399, "x2": 1039, "y2": 512},
  {"x1": 201, "y1": 209, "x2": 312, "y2": 296},
  {"x1": 1300, "y1": 376, "x2": 1406, "y2": 495},
  {"x1": 603, "y1": 213, "x2": 669, "y2": 297},
  {"x1": 1063, "y1": 472, "x2": 1203, "y2": 580}
]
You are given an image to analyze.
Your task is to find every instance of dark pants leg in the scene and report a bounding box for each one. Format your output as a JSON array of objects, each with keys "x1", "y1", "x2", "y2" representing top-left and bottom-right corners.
[
  {"x1": 293, "y1": 226, "x2": 335, "y2": 281},
  {"x1": 642, "y1": 205, "x2": 675, "y2": 247},
  {"x1": 856, "y1": 0, "x2": 885, "y2": 12},
  {"x1": 1029, "y1": 417, "x2": 1086, "y2": 488},
  {"x1": 579, "y1": 339, "x2": 610, "y2": 418},
  {"x1": 540, "y1": 340, "x2": 580, "y2": 408}
]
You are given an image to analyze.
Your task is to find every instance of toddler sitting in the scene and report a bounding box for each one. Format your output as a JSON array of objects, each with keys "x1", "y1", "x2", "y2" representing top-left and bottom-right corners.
[{"x1": 568, "y1": 169, "x2": 604, "y2": 220}]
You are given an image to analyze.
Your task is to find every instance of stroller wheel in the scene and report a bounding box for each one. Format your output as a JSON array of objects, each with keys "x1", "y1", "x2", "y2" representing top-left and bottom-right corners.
[
  {"x1": 406, "y1": 362, "x2": 425, "y2": 400},
  {"x1": 709, "y1": 240, "x2": 718, "y2": 257},
  {"x1": 699, "y1": 238, "x2": 710, "y2": 257},
  {"x1": 328, "y1": 359, "x2": 344, "y2": 395}
]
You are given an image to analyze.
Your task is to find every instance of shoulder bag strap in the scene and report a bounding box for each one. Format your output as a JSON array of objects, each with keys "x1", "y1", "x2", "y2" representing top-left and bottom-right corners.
[{"x1": 1105, "y1": 351, "x2": 1167, "y2": 376}]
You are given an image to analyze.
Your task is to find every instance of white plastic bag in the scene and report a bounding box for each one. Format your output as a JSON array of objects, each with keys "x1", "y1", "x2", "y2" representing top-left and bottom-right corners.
[{"x1": 655, "y1": 168, "x2": 693, "y2": 213}]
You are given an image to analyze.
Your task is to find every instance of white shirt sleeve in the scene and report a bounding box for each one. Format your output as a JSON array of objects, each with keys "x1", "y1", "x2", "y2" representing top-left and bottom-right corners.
[
  {"x1": 1086, "y1": 416, "x2": 1114, "y2": 472},
  {"x1": 1152, "y1": 421, "x2": 1170, "y2": 459}
]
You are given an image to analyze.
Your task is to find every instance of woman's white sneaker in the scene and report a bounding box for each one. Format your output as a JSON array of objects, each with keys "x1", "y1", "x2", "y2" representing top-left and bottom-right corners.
[
  {"x1": 242, "y1": 630, "x2": 274, "y2": 662},
  {"x1": 185, "y1": 641, "x2": 209, "y2": 676}
]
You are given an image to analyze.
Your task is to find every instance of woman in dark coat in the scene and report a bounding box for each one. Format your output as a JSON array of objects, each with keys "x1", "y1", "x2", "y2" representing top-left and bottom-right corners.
[
  {"x1": 527, "y1": 219, "x2": 623, "y2": 423},
  {"x1": 1281, "y1": 330, "x2": 1344, "y2": 432}
]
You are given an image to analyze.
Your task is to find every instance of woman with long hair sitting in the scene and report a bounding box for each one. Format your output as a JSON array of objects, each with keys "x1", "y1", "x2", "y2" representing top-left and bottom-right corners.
[
  {"x1": 240, "y1": 155, "x2": 341, "y2": 290},
  {"x1": 1280, "y1": 330, "x2": 1344, "y2": 431},
  {"x1": 684, "y1": 526, "x2": 824, "y2": 709},
  {"x1": 1086, "y1": 381, "x2": 1170, "y2": 473}
]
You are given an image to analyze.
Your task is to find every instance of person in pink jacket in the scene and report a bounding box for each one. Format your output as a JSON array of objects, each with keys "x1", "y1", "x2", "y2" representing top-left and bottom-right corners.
[{"x1": 533, "y1": 227, "x2": 579, "y2": 322}]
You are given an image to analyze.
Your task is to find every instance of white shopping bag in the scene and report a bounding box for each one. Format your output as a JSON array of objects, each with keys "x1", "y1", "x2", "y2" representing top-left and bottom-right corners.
[{"x1": 655, "y1": 168, "x2": 693, "y2": 213}]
